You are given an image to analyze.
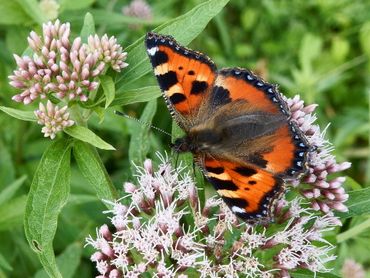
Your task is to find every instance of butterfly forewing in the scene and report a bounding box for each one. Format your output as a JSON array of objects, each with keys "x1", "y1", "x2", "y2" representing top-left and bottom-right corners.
[{"x1": 145, "y1": 32, "x2": 217, "y2": 129}]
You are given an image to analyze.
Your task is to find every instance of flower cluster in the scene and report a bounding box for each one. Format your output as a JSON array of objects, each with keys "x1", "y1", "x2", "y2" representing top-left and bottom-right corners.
[
  {"x1": 8, "y1": 20, "x2": 128, "y2": 139},
  {"x1": 122, "y1": 0, "x2": 153, "y2": 22},
  {"x1": 286, "y1": 95, "x2": 351, "y2": 214},
  {"x1": 86, "y1": 153, "x2": 341, "y2": 278},
  {"x1": 34, "y1": 100, "x2": 74, "y2": 139},
  {"x1": 10, "y1": 20, "x2": 127, "y2": 104}
]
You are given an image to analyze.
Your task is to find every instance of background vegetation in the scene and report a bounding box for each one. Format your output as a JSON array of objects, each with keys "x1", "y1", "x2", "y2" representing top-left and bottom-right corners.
[{"x1": 0, "y1": 0, "x2": 369, "y2": 277}]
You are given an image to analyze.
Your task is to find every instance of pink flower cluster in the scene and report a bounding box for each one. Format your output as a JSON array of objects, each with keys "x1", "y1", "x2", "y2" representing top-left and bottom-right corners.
[
  {"x1": 286, "y1": 95, "x2": 351, "y2": 214},
  {"x1": 9, "y1": 20, "x2": 128, "y2": 104},
  {"x1": 86, "y1": 154, "x2": 341, "y2": 278}
]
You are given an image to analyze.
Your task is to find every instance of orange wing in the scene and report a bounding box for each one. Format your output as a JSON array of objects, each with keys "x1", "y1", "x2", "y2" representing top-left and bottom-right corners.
[
  {"x1": 209, "y1": 68, "x2": 309, "y2": 177},
  {"x1": 146, "y1": 32, "x2": 216, "y2": 129},
  {"x1": 202, "y1": 155, "x2": 284, "y2": 221}
]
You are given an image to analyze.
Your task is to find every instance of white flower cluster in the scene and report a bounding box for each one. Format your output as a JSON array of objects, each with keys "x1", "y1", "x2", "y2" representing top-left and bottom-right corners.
[{"x1": 86, "y1": 153, "x2": 340, "y2": 277}]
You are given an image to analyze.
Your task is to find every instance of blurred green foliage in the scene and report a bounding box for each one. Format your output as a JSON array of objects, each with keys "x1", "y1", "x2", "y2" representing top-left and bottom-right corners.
[{"x1": 0, "y1": 0, "x2": 369, "y2": 277}]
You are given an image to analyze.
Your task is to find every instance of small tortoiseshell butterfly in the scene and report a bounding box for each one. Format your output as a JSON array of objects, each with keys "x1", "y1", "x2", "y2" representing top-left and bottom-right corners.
[{"x1": 145, "y1": 32, "x2": 309, "y2": 223}]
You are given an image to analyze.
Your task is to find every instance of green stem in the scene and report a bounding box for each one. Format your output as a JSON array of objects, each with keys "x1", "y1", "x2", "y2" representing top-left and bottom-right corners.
[{"x1": 337, "y1": 217, "x2": 370, "y2": 243}]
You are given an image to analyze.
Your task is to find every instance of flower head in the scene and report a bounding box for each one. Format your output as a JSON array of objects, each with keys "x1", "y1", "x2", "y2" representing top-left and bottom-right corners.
[
  {"x1": 9, "y1": 20, "x2": 128, "y2": 104},
  {"x1": 285, "y1": 95, "x2": 350, "y2": 214},
  {"x1": 86, "y1": 153, "x2": 340, "y2": 277},
  {"x1": 34, "y1": 100, "x2": 74, "y2": 139},
  {"x1": 122, "y1": 0, "x2": 152, "y2": 20}
]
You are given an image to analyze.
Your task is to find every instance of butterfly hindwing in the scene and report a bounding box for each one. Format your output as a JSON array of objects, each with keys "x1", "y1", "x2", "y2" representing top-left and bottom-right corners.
[
  {"x1": 145, "y1": 32, "x2": 217, "y2": 129},
  {"x1": 202, "y1": 155, "x2": 284, "y2": 221}
]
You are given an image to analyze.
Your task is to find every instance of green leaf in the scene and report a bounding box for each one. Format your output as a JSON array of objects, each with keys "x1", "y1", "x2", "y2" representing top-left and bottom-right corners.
[
  {"x1": 292, "y1": 269, "x2": 340, "y2": 278},
  {"x1": 59, "y1": 0, "x2": 94, "y2": 11},
  {"x1": 62, "y1": 9, "x2": 165, "y2": 26},
  {"x1": 0, "y1": 175, "x2": 27, "y2": 206},
  {"x1": 337, "y1": 188, "x2": 370, "y2": 218},
  {"x1": 0, "y1": 139, "x2": 15, "y2": 188},
  {"x1": 100, "y1": 75, "x2": 115, "y2": 108},
  {"x1": 34, "y1": 242, "x2": 82, "y2": 278},
  {"x1": 14, "y1": 0, "x2": 48, "y2": 25},
  {"x1": 0, "y1": 195, "x2": 27, "y2": 231},
  {"x1": 0, "y1": 1, "x2": 32, "y2": 25},
  {"x1": 68, "y1": 194, "x2": 99, "y2": 205},
  {"x1": 112, "y1": 86, "x2": 161, "y2": 106},
  {"x1": 64, "y1": 125, "x2": 115, "y2": 150},
  {"x1": 80, "y1": 12, "x2": 95, "y2": 43},
  {"x1": 24, "y1": 139, "x2": 72, "y2": 278},
  {"x1": 0, "y1": 252, "x2": 12, "y2": 271},
  {"x1": 73, "y1": 140, "x2": 117, "y2": 205},
  {"x1": 116, "y1": 0, "x2": 230, "y2": 89},
  {"x1": 360, "y1": 21, "x2": 370, "y2": 58},
  {"x1": 337, "y1": 217, "x2": 370, "y2": 243},
  {"x1": 0, "y1": 106, "x2": 37, "y2": 122},
  {"x1": 129, "y1": 100, "x2": 157, "y2": 173}
]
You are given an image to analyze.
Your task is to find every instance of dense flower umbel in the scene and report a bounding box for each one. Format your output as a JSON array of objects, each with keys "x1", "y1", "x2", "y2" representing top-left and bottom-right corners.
[
  {"x1": 9, "y1": 20, "x2": 128, "y2": 104},
  {"x1": 34, "y1": 100, "x2": 74, "y2": 139},
  {"x1": 285, "y1": 95, "x2": 350, "y2": 214},
  {"x1": 86, "y1": 153, "x2": 340, "y2": 278},
  {"x1": 122, "y1": 0, "x2": 153, "y2": 21}
]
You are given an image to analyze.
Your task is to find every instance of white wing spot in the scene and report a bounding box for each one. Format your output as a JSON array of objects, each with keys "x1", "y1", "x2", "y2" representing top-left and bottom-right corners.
[
  {"x1": 231, "y1": 206, "x2": 246, "y2": 214},
  {"x1": 147, "y1": 47, "x2": 158, "y2": 56}
]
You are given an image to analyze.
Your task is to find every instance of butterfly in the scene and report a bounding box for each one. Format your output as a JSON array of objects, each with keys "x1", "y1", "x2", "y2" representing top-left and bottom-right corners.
[{"x1": 145, "y1": 32, "x2": 309, "y2": 223}]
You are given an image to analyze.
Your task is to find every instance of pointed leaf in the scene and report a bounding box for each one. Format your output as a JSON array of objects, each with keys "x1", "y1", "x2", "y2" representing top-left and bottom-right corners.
[
  {"x1": 80, "y1": 12, "x2": 95, "y2": 43},
  {"x1": 112, "y1": 86, "x2": 161, "y2": 106},
  {"x1": 0, "y1": 106, "x2": 36, "y2": 122},
  {"x1": 14, "y1": 0, "x2": 48, "y2": 25},
  {"x1": 337, "y1": 188, "x2": 370, "y2": 218},
  {"x1": 100, "y1": 75, "x2": 115, "y2": 108},
  {"x1": 73, "y1": 140, "x2": 117, "y2": 205},
  {"x1": 0, "y1": 195, "x2": 27, "y2": 230},
  {"x1": 0, "y1": 175, "x2": 27, "y2": 206},
  {"x1": 0, "y1": 252, "x2": 12, "y2": 271},
  {"x1": 116, "y1": 0, "x2": 230, "y2": 89},
  {"x1": 24, "y1": 139, "x2": 72, "y2": 278},
  {"x1": 35, "y1": 242, "x2": 82, "y2": 278},
  {"x1": 64, "y1": 125, "x2": 115, "y2": 150}
]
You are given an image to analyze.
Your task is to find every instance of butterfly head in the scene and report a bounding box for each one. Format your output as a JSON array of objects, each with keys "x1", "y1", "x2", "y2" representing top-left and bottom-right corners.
[{"x1": 171, "y1": 129, "x2": 222, "y2": 154}]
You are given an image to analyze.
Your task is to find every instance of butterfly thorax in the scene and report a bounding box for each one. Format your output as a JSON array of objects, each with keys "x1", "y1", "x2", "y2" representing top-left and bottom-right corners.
[{"x1": 172, "y1": 129, "x2": 222, "y2": 154}]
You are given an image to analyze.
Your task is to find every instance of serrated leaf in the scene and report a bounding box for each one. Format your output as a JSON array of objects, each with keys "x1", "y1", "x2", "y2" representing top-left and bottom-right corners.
[
  {"x1": 80, "y1": 12, "x2": 95, "y2": 43},
  {"x1": 34, "y1": 242, "x2": 82, "y2": 278},
  {"x1": 0, "y1": 195, "x2": 27, "y2": 230},
  {"x1": 73, "y1": 140, "x2": 117, "y2": 205},
  {"x1": 112, "y1": 86, "x2": 161, "y2": 106},
  {"x1": 64, "y1": 125, "x2": 115, "y2": 150},
  {"x1": 100, "y1": 75, "x2": 115, "y2": 108},
  {"x1": 337, "y1": 188, "x2": 370, "y2": 218},
  {"x1": 0, "y1": 106, "x2": 36, "y2": 122},
  {"x1": 116, "y1": 0, "x2": 230, "y2": 89},
  {"x1": 24, "y1": 139, "x2": 72, "y2": 278},
  {"x1": 129, "y1": 100, "x2": 157, "y2": 173},
  {"x1": 15, "y1": 0, "x2": 48, "y2": 25},
  {"x1": 0, "y1": 175, "x2": 27, "y2": 206}
]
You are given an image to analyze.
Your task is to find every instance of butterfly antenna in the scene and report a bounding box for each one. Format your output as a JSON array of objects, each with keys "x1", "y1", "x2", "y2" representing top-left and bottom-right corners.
[{"x1": 114, "y1": 111, "x2": 173, "y2": 138}]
